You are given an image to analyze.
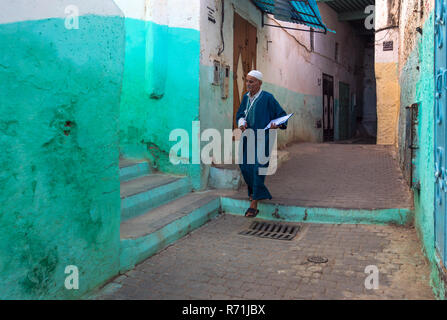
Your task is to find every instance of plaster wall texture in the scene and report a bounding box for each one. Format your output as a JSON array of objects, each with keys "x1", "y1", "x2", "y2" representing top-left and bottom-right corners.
[
  {"x1": 199, "y1": 0, "x2": 365, "y2": 152},
  {"x1": 0, "y1": 0, "x2": 125, "y2": 299},
  {"x1": 398, "y1": 0, "x2": 445, "y2": 298},
  {"x1": 398, "y1": 0, "x2": 431, "y2": 70},
  {"x1": 375, "y1": 1, "x2": 400, "y2": 65},
  {"x1": 113, "y1": 0, "x2": 200, "y2": 30}
]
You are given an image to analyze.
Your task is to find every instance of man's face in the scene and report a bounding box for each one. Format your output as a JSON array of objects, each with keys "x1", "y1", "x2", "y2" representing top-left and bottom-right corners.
[{"x1": 246, "y1": 75, "x2": 261, "y2": 94}]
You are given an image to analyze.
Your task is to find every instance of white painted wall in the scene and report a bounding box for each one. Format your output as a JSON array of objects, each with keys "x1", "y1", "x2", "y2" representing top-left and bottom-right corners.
[
  {"x1": 0, "y1": 0, "x2": 123, "y2": 24},
  {"x1": 113, "y1": 0, "x2": 200, "y2": 30},
  {"x1": 0, "y1": 0, "x2": 200, "y2": 28}
]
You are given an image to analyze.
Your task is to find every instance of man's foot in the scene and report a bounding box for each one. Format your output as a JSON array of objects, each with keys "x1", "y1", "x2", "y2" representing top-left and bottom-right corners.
[{"x1": 245, "y1": 207, "x2": 259, "y2": 218}]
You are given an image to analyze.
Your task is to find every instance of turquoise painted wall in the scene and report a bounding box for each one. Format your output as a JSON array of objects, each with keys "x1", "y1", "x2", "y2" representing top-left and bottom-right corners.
[
  {"x1": 119, "y1": 19, "x2": 203, "y2": 189},
  {"x1": 0, "y1": 15, "x2": 125, "y2": 299},
  {"x1": 399, "y1": 12, "x2": 445, "y2": 298}
]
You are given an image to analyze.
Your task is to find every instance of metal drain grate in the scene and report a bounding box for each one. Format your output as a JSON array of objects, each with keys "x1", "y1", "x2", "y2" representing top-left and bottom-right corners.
[
  {"x1": 307, "y1": 256, "x2": 328, "y2": 264},
  {"x1": 239, "y1": 221, "x2": 300, "y2": 240}
]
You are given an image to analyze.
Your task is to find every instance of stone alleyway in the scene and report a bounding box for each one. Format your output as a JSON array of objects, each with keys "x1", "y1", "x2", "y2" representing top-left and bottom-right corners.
[
  {"x1": 94, "y1": 142, "x2": 434, "y2": 300},
  {"x1": 96, "y1": 215, "x2": 433, "y2": 300},
  {"x1": 235, "y1": 142, "x2": 413, "y2": 209}
]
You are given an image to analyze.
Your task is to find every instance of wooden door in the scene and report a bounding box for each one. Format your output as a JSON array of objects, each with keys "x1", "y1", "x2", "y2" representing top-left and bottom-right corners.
[{"x1": 233, "y1": 12, "x2": 257, "y2": 128}]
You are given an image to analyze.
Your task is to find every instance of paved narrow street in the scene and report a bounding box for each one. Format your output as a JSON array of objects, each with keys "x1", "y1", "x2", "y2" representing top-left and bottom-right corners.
[
  {"x1": 96, "y1": 143, "x2": 434, "y2": 300},
  {"x1": 3, "y1": 0, "x2": 445, "y2": 301},
  {"x1": 97, "y1": 214, "x2": 433, "y2": 300},
  {"x1": 236, "y1": 142, "x2": 413, "y2": 209}
]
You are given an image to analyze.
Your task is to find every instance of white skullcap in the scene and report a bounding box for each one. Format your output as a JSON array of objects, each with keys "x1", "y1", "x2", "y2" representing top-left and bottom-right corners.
[{"x1": 247, "y1": 70, "x2": 263, "y2": 81}]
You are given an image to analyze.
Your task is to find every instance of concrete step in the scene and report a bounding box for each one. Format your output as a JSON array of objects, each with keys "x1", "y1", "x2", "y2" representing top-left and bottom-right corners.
[
  {"x1": 209, "y1": 164, "x2": 242, "y2": 190},
  {"x1": 119, "y1": 159, "x2": 151, "y2": 182},
  {"x1": 209, "y1": 150, "x2": 290, "y2": 189},
  {"x1": 119, "y1": 191, "x2": 221, "y2": 271},
  {"x1": 120, "y1": 173, "x2": 192, "y2": 221}
]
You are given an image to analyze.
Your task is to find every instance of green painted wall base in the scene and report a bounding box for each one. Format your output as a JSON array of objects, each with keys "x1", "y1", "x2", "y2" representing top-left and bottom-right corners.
[
  {"x1": 221, "y1": 198, "x2": 414, "y2": 226},
  {"x1": 119, "y1": 198, "x2": 220, "y2": 272},
  {"x1": 121, "y1": 177, "x2": 193, "y2": 221}
]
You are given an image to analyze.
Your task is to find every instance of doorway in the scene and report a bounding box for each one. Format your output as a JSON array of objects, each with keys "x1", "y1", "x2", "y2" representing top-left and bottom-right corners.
[
  {"x1": 233, "y1": 12, "x2": 257, "y2": 128},
  {"x1": 322, "y1": 74, "x2": 334, "y2": 142},
  {"x1": 339, "y1": 81, "x2": 350, "y2": 140}
]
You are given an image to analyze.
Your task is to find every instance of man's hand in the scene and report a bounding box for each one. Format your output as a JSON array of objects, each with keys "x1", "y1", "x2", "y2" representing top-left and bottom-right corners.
[
  {"x1": 270, "y1": 123, "x2": 285, "y2": 129},
  {"x1": 239, "y1": 123, "x2": 247, "y2": 132}
]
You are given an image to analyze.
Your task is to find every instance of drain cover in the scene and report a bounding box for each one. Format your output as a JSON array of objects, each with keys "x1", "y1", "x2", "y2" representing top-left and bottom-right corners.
[
  {"x1": 307, "y1": 256, "x2": 328, "y2": 264},
  {"x1": 238, "y1": 221, "x2": 300, "y2": 241}
]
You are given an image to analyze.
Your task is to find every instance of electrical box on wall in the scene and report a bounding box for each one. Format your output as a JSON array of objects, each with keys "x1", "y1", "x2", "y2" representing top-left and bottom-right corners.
[
  {"x1": 221, "y1": 65, "x2": 230, "y2": 99},
  {"x1": 212, "y1": 60, "x2": 221, "y2": 86}
]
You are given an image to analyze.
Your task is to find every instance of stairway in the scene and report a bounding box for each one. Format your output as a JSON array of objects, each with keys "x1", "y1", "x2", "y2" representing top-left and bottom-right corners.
[{"x1": 119, "y1": 159, "x2": 221, "y2": 272}]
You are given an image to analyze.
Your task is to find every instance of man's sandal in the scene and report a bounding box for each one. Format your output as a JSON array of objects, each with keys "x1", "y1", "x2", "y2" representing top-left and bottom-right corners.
[{"x1": 245, "y1": 207, "x2": 259, "y2": 218}]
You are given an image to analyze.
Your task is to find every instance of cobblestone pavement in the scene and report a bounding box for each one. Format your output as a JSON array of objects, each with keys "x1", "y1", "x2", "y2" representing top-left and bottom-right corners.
[
  {"x1": 97, "y1": 214, "x2": 434, "y2": 300},
  {"x1": 235, "y1": 142, "x2": 413, "y2": 209}
]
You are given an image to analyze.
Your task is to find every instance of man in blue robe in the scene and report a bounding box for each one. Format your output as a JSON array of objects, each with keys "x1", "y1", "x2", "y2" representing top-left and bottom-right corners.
[{"x1": 236, "y1": 70, "x2": 288, "y2": 218}]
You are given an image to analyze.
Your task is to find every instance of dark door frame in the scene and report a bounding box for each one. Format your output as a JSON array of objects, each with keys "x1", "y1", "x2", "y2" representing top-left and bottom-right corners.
[
  {"x1": 322, "y1": 73, "x2": 334, "y2": 142},
  {"x1": 233, "y1": 12, "x2": 257, "y2": 129}
]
